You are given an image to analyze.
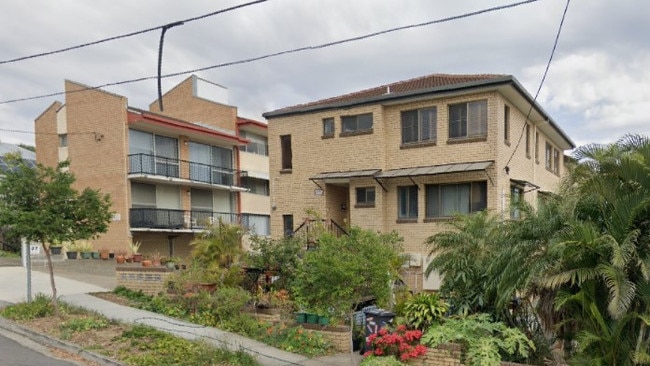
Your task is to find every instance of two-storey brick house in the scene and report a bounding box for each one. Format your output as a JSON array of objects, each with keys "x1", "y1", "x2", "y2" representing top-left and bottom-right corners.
[
  {"x1": 263, "y1": 73, "x2": 574, "y2": 291},
  {"x1": 34, "y1": 75, "x2": 269, "y2": 257}
]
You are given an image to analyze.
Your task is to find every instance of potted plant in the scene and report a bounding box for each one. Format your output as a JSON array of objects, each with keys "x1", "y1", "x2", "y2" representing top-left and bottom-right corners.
[
  {"x1": 63, "y1": 241, "x2": 78, "y2": 259},
  {"x1": 50, "y1": 242, "x2": 63, "y2": 255},
  {"x1": 164, "y1": 256, "x2": 181, "y2": 270},
  {"x1": 78, "y1": 241, "x2": 93, "y2": 259},
  {"x1": 99, "y1": 247, "x2": 110, "y2": 260},
  {"x1": 141, "y1": 255, "x2": 153, "y2": 267},
  {"x1": 128, "y1": 240, "x2": 143, "y2": 262},
  {"x1": 150, "y1": 250, "x2": 162, "y2": 266},
  {"x1": 115, "y1": 249, "x2": 127, "y2": 264}
]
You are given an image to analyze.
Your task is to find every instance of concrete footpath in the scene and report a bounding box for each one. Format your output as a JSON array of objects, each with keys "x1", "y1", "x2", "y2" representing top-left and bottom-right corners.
[{"x1": 0, "y1": 257, "x2": 362, "y2": 366}]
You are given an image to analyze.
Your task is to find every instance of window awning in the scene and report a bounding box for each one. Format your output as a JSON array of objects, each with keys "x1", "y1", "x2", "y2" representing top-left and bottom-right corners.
[
  {"x1": 375, "y1": 161, "x2": 493, "y2": 179},
  {"x1": 310, "y1": 169, "x2": 381, "y2": 181}
]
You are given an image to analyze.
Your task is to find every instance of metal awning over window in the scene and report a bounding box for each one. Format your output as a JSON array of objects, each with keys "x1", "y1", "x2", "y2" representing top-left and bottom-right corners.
[
  {"x1": 375, "y1": 161, "x2": 493, "y2": 179},
  {"x1": 510, "y1": 178, "x2": 540, "y2": 193},
  {"x1": 310, "y1": 169, "x2": 381, "y2": 181}
]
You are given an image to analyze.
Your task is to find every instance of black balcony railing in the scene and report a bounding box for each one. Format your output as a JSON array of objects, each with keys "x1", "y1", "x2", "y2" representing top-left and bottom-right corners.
[
  {"x1": 128, "y1": 153, "x2": 241, "y2": 187},
  {"x1": 130, "y1": 208, "x2": 240, "y2": 230}
]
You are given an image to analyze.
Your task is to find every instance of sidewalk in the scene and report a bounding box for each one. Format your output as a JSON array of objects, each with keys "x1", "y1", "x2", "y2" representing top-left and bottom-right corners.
[{"x1": 0, "y1": 256, "x2": 362, "y2": 365}]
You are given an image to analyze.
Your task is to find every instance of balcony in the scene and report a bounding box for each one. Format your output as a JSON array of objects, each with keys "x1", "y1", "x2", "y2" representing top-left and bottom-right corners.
[
  {"x1": 128, "y1": 153, "x2": 247, "y2": 191},
  {"x1": 129, "y1": 208, "x2": 241, "y2": 231}
]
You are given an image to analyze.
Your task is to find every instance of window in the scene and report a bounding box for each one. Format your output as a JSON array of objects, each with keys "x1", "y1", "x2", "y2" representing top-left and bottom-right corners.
[
  {"x1": 504, "y1": 106, "x2": 510, "y2": 143},
  {"x1": 283, "y1": 214, "x2": 294, "y2": 237},
  {"x1": 510, "y1": 186, "x2": 522, "y2": 219},
  {"x1": 356, "y1": 187, "x2": 376, "y2": 206},
  {"x1": 242, "y1": 214, "x2": 270, "y2": 236},
  {"x1": 189, "y1": 142, "x2": 233, "y2": 185},
  {"x1": 128, "y1": 129, "x2": 179, "y2": 177},
  {"x1": 535, "y1": 132, "x2": 539, "y2": 163},
  {"x1": 545, "y1": 142, "x2": 553, "y2": 171},
  {"x1": 398, "y1": 186, "x2": 418, "y2": 220},
  {"x1": 59, "y1": 134, "x2": 68, "y2": 147},
  {"x1": 131, "y1": 182, "x2": 156, "y2": 208},
  {"x1": 280, "y1": 135, "x2": 292, "y2": 170},
  {"x1": 553, "y1": 148, "x2": 560, "y2": 175},
  {"x1": 341, "y1": 113, "x2": 373, "y2": 134},
  {"x1": 241, "y1": 177, "x2": 269, "y2": 196},
  {"x1": 425, "y1": 181, "x2": 487, "y2": 218},
  {"x1": 448, "y1": 100, "x2": 487, "y2": 139},
  {"x1": 240, "y1": 131, "x2": 268, "y2": 156},
  {"x1": 401, "y1": 107, "x2": 437, "y2": 144},
  {"x1": 322, "y1": 118, "x2": 334, "y2": 137},
  {"x1": 525, "y1": 124, "x2": 531, "y2": 158}
]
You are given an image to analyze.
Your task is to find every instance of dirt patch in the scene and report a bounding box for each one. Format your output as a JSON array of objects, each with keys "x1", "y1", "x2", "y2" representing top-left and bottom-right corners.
[{"x1": 89, "y1": 292, "x2": 134, "y2": 307}]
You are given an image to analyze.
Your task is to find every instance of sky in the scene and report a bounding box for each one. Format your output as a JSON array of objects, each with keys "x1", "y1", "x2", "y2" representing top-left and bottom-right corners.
[{"x1": 0, "y1": 0, "x2": 648, "y2": 150}]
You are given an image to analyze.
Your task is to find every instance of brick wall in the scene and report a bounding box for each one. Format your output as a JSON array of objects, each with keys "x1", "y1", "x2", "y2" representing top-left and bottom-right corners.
[
  {"x1": 34, "y1": 101, "x2": 62, "y2": 168},
  {"x1": 116, "y1": 266, "x2": 173, "y2": 296},
  {"x1": 267, "y1": 89, "x2": 568, "y2": 291},
  {"x1": 149, "y1": 75, "x2": 238, "y2": 133}
]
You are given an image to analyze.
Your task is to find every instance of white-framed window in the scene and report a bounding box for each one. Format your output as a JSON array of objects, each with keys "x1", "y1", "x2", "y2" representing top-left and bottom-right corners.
[
  {"x1": 341, "y1": 113, "x2": 373, "y2": 133},
  {"x1": 425, "y1": 181, "x2": 487, "y2": 218},
  {"x1": 59, "y1": 134, "x2": 68, "y2": 147},
  {"x1": 545, "y1": 142, "x2": 553, "y2": 171},
  {"x1": 401, "y1": 107, "x2": 437, "y2": 144},
  {"x1": 242, "y1": 177, "x2": 269, "y2": 196},
  {"x1": 242, "y1": 214, "x2": 270, "y2": 236},
  {"x1": 510, "y1": 185, "x2": 522, "y2": 219},
  {"x1": 398, "y1": 186, "x2": 418, "y2": 219},
  {"x1": 448, "y1": 100, "x2": 487, "y2": 139},
  {"x1": 240, "y1": 131, "x2": 268, "y2": 156}
]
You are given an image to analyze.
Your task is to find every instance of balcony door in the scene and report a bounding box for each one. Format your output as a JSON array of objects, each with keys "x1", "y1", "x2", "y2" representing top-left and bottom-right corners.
[
  {"x1": 189, "y1": 142, "x2": 233, "y2": 185},
  {"x1": 128, "y1": 129, "x2": 179, "y2": 177}
]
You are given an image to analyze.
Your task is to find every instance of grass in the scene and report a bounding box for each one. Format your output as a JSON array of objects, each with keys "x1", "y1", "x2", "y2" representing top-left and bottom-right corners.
[{"x1": 0, "y1": 295, "x2": 259, "y2": 366}]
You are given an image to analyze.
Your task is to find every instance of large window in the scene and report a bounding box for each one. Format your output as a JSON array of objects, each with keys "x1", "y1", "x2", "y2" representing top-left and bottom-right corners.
[
  {"x1": 131, "y1": 182, "x2": 156, "y2": 208},
  {"x1": 401, "y1": 107, "x2": 437, "y2": 144},
  {"x1": 425, "y1": 181, "x2": 487, "y2": 218},
  {"x1": 398, "y1": 186, "x2": 418, "y2": 220},
  {"x1": 448, "y1": 100, "x2": 488, "y2": 139},
  {"x1": 356, "y1": 187, "x2": 376, "y2": 206},
  {"x1": 189, "y1": 142, "x2": 233, "y2": 185},
  {"x1": 322, "y1": 118, "x2": 334, "y2": 137},
  {"x1": 242, "y1": 214, "x2": 270, "y2": 236},
  {"x1": 240, "y1": 131, "x2": 268, "y2": 156},
  {"x1": 280, "y1": 135, "x2": 292, "y2": 170},
  {"x1": 341, "y1": 113, "x2": 373, "y2": 134},
  {"x1": 128, "y1": 129, "x2": 179, "y2": 177}
]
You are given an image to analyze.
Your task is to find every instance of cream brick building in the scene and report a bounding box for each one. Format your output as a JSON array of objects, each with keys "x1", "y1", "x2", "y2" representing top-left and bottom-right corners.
[
  {"x1": 34, "y1": 75, "x2": 269, "y2": 257},
  {"x1": 263, "y1": 73, "x2": 574, "y2": 291}
]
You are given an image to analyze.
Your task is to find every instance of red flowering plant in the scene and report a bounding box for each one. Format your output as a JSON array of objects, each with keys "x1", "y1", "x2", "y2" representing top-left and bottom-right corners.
[{"x1": 363, "y1": 324, "x2": 427, "y2": 361}]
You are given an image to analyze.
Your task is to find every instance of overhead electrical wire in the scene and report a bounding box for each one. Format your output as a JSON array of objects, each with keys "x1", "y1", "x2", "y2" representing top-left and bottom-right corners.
[
  {"x1": 504, "y1": 0, "x2": 571, "y2": 168},
  {"x1": 0, "y1": 0, "x2": 541, "y2": 106},
  {"x1": 0, "y1": 0, "x2": 269, "y2": 66}
]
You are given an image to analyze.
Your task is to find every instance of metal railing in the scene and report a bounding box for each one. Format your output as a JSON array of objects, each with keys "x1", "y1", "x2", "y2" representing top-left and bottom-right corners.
[
  {"x1": 292, "y1": 218, "x2": 348, "y2": 249},
  {"x1": 129, "y1": 208, "x2": 240, "y2": 230},
  {"x1": 128, "y1": 153, "x2": 242, "y2": 187}
]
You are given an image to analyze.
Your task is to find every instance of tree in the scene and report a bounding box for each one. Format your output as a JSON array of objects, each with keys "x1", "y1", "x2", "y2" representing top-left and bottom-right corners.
[
  {"x1": 292, "y1": 228, "x2": 405, "y2": 322},
  {"x1": 0, "y1": 154, "x2": 112, "y2": 309}
]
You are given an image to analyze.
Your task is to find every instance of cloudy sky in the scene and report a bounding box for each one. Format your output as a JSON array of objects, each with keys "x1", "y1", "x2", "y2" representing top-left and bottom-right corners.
[{"x1": 0, "y1": 0, "x2": 647, "y2": 149}]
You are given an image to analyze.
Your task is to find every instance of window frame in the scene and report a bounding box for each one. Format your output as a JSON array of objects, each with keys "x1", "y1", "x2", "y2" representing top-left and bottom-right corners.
[
  {"x1": 355, "y1": 187, "x2": 376, "y2": 207},
  {"x1": 322, "y1": 117, "x2": 335, "y2": 138},
  {"x1": 553, "y1": 148, "x2": 560, "y2": 175},
  {"x1": 545, "y1": 142, "x2": 553, "y2": 171},
  {"x1": 340, "y1": 113, "x2": 373, "y2": 136},
  {"x1": 510, "y1": 185, "x2": 523, "y2": 220},
  {"x1": 425, "y1": 181, "x2": 487, "y2": 219},
  {"x1": 280, "y1": 135, "x2": 292, "y2": 171},
  {"x1": 448, "y1": 100, "x2": 488, "y2": 140},
  {"x1": 397, "y1": 185, "x2": 418, "y2": 221},
  {"x1": 59, "y1": 134, "x2": 68, "y2": 148},
  {"x1": 525, "y1": 124, "x2": 531, "y2": 158},
  {"x1": 504, "y1": 105, "x2": 510, "y2": 145},
  {"x1": 401, "y1": 107, "x2": 437, "y2": 146}
]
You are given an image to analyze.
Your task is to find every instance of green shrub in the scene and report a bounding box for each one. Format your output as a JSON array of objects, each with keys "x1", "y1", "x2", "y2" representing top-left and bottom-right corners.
[
  {"x1": 401, "y1": 293, "x2": 448, "y2": 331},
  {"x1": 213, "y1": 286, "x2": 251, "y2": 321},
  {"x1": 262, "y1": 324, "x2": 331, "y2": 357},
  {"x1": 0, "y1": 294, "x2": 55, "y2": 320}
]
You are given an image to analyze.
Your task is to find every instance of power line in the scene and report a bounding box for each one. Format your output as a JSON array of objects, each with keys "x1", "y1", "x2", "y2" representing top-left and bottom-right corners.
[
  {"x1": 0, "y1": 0, "x2": 269, "y2": 66},
  {"x1": 0, "y1": 0, "x2": 541, "y2": 106},
  {"x1": 504, "y1": 0, "x2": 571, "y2": 168}
]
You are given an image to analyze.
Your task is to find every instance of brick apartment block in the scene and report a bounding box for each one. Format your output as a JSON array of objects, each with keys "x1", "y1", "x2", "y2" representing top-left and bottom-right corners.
[
  {"x1": 34, "y1": 75, "x2": 270, "y2": 258},
  {"x1": 263, "y1": 73, "x2": 575, "y2": 291}
]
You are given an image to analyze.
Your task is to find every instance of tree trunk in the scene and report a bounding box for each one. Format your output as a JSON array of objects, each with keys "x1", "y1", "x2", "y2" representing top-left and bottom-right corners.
[{"x1": 42, "y1": 241, "x2": 58, "y2": 313}]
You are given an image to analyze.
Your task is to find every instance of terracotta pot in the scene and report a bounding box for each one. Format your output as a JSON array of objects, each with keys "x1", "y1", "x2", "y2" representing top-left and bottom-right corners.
[
  {"x1": 132, "y1": 253, "x2": 143, "y2": 263},
  {"x1": 115, "y1": 255, "x2": 126, "y2": 264},
  {"x1": 141, "y1": 259, "x2": 152, "y2": 267},
  {"x1": 100, "y1": 251, "x2": 110, "y2": 260}
]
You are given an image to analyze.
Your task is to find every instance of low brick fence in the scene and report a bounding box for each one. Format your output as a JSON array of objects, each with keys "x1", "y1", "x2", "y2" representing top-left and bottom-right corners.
[
  {"x1": 115, "y1": 265, "x2": 174, "y2": 296},
  {"x1": 302, "y1": 323, "x2": 351, "y2": 353},
  {"x1": 406, "y1": 343, "x2": 534, "y2": 366}
]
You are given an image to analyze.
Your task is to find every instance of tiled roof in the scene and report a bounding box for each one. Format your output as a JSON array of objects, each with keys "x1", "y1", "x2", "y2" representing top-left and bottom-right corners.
[{"x1": 265, "y1": 73, "x2": 507, "y2": 117}]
